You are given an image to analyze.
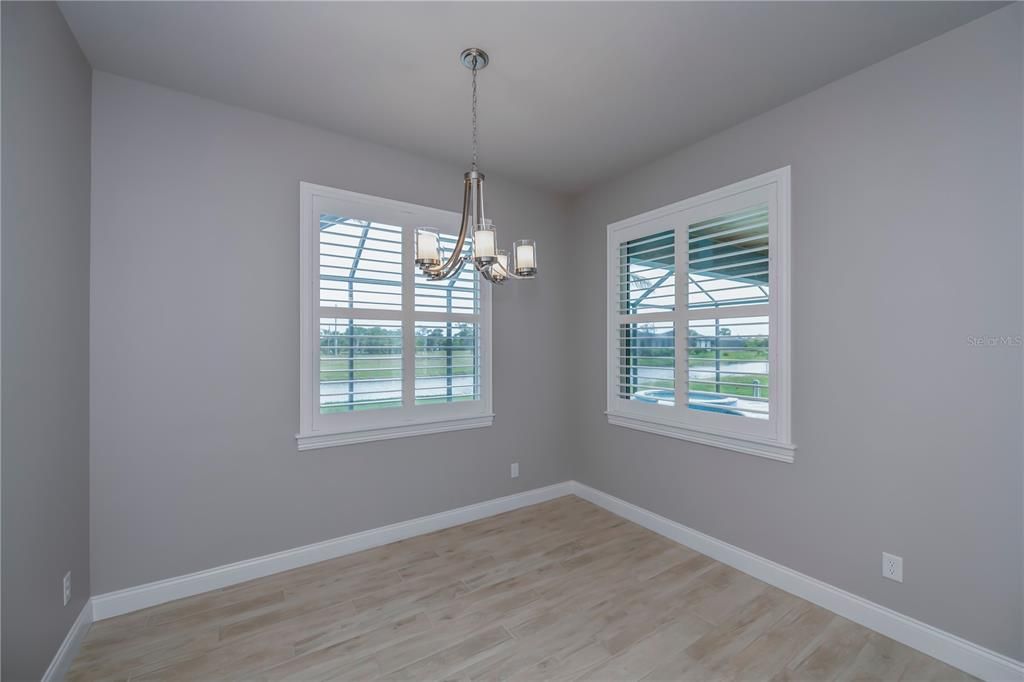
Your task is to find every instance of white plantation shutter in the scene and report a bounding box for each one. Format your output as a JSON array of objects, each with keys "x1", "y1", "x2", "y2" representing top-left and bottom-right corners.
[
  {"x1": 607, "y1": 169, "x2": 793, "y2": 461},
  {"x1": 319, "y1": 318, "x2": 403, "y2": 412},
  {"x1": 687, "y1": 316, "x2": 768, "y2": 419},
  {"x1": 686, "y1": 205, "x2": 770, "y2": 420},
  {"x1": 619, "y1": 230, "x2": 676, "y2": 315},
  {"x1": 414, "y1": 233, "x2": 482, "y2": 405},
  {"x1": 320, "y1": 216, "x2": 403, "y2": 310},
  {"x1": 616, "y1": 230, "x2": 677, "y2": 404},
  {"x1": 319, "y1": 217, "x2": 405, "y2": 412},
  {"x1": 299, "y1": 184, "x2": 492, "y2": 449},
  {"x1": 687, "y1": 206, "x2": 769, "y2": 310},
  {"x1": 415, "y1": 322, "x2": 481, "y2": 404}
]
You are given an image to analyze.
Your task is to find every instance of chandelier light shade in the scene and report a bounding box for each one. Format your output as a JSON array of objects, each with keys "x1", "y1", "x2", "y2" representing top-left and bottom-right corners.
[
  {"x1": 514, "y1": 239, "x2": 537, "y2": 277},
  {"x1": 414, "y1": 48, "x2": 538, "y2": 285},
  {"x1": 415, "y1": 228, "x2": 442, "y2": 267}
]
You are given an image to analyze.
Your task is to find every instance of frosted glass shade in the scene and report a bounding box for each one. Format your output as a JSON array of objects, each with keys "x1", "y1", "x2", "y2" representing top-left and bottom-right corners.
[
  {"x1": 514, "y1": 239, "x2": 537, "y2": 277},
  {"x1": 474, "y1": 228, "x2": 496, "y2": 259},
  {"x1": 416, "y1": 228, "x2": 441, "y2": 264}
]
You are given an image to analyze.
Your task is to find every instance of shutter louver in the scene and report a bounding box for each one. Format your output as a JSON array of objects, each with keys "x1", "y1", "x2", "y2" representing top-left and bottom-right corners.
[
  {"x1": 318, "y1": 215, "x2": 404, "y2": 413},
  {"x1": 687, "y1": 205, "x2": 770, "y2": 419},
  {"x1": 688, "y1": 206, "x2": 769, "y2": 310},
  {"x1": 319, "y1": 318, "x2": 402, "y2": 412},
  {"x1": 319, "y1": 215, "x2": 403, "y2": 310},
  {"x1": 414, "y1": 232, "x2": 482, "y2": 405},
  {"x1": 619, "y1": 230, "x2": 675, "y2": 315},
  {"x1": 617, "y1": 321, "x2": 676, "y2": 404},
  {"x1": 616, "y1": 229, "x2": 676, "y2": 403},
  {"x1": 415, "y1": 322, "x2": 481, "y2": 404},
  {"x1": 687, "y1": 316, "x2": 769, "y2": 418}
]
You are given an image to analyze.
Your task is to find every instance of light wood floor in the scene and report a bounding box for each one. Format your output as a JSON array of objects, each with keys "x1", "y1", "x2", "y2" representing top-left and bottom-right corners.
[{"x1": 70, "y1": 496, "x2": 973, "y2": 681}]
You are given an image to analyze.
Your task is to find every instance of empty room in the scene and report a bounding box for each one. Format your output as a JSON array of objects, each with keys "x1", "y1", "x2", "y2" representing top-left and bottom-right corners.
[{"x1": 2, "y1": 1, "x2": 1022, "y2": 680}]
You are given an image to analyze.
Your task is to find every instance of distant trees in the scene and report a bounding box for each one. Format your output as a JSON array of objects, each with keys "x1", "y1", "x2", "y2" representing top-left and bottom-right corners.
[
  {"x1": 630, "y1": 323, "x2": 673, "y2": 358},
  {"x1": 319, "y1": 324, "x2": 476, "y2": 356},
  {"x1": 319, "y1": 325, "x2": 401, "y2": 356},
  {"x1": 416, "y1": 325, "x2": 475, "y2": 352}
]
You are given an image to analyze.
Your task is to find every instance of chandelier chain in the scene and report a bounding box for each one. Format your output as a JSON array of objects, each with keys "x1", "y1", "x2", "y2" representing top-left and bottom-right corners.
[{"x1": 471, "y1": 61, "x2": 479, "y2": 171}]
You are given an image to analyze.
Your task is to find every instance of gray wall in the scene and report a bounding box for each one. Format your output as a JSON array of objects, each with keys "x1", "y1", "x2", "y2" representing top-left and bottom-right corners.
[
  {"x1": 89, "y1": 72, "x2": 573, "y2": 595},
  {"x1": 1, "y1": 2, "x2": 93, "y2": 679},
  {"x1": 569, "y1": 4, "x2": 1023, "y2": 660}
]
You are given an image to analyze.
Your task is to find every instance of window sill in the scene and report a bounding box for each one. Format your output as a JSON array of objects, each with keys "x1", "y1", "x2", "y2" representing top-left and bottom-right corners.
[
  {"x1": 297, "y1": 413, "x2": 494, "y2": 451},
  {"x1": 606, "y1": 411, "x2": 795, "y2": 463}
]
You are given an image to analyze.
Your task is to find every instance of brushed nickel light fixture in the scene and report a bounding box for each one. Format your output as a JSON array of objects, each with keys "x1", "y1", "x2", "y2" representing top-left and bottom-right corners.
[{"x1": 414, "y1": 48, "x2": 538, "y2": 284}]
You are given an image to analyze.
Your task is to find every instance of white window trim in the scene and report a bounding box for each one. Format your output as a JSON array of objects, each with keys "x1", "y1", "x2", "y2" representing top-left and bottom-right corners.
[
  {"x1": 605, "y1": 167, "x2": 794, "y2": 463},
  {"x1": 297, "y1": 182, "x2": 493, "y2": 451}
]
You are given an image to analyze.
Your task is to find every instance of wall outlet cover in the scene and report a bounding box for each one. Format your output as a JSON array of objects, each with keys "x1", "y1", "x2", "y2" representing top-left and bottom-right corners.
[
  {"x1": 63, "y1": 571, "x2": 72, "y2": 606},
  {"x1": 510, "y1": 462, "x2": 519, "y2": 479},
  {"x1": 882, "y1": 552, "x2": 903, "y2": 582}
]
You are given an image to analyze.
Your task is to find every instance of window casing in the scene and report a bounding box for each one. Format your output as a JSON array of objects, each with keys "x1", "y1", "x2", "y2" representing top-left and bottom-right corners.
[
  {"x1": 298, "y1": 183, "x2": 492, "y2": 450},
  {"x1": 606, "y1": 168, "x2": 793, "y2": 461}
]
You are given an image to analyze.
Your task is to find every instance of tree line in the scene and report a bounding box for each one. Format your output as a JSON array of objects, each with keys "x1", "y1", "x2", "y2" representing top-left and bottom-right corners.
[{"x1": 320, "y1": 324, "x2": 476, "y2": 356}]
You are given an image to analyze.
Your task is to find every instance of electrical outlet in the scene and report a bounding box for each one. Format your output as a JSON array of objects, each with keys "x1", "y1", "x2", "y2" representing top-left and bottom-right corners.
[
  {"x1": 63, "y1": 571, "x2": 72, "y2": 606},
  {"x1": 510, "y1": 462, "x2": 519, "y2": 479},
  {"x1": 882, "y1": 553, "x2": 903, "y2": 583}
]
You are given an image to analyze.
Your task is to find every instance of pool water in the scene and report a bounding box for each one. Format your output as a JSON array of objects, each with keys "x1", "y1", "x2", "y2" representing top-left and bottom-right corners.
[{"x1": 634, "y1": 389, "x2": 738, "y2": 406}]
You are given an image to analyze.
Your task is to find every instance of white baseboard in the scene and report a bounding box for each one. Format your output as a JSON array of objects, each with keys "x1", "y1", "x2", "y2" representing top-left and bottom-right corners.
[
  {"x1": 91, "y1": 481, "x2": 573, "y2": 621},
  {"x1": 570, "y1": 481, "x2": 1024, "y2": 682},
  {"x1": 42, "y1": 600, "x2": 93, "y2": 682}
]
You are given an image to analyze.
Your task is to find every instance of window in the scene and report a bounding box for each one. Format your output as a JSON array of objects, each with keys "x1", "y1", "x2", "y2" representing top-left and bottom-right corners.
[
  {"x1": 298, "y1": 183, "x2": 491, "y2": 450},
  {"x1": 606, "y1": 168, "x2": 793, "y2": 461}
]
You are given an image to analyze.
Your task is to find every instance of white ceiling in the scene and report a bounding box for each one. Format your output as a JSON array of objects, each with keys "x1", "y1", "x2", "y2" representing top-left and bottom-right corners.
[{"x1": 61, "y1": 1, "x2": 1003, "y2": 194}]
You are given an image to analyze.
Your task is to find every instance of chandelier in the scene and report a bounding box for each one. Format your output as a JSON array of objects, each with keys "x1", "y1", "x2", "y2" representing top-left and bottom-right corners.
[{"x1": 414, "y1": 48, "x2": 538, "y2": 285}]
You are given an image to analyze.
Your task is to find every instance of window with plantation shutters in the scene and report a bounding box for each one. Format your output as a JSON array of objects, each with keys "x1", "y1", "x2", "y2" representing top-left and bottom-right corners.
[
  {"x1": 299, "y1": 184, "x2": 492, "y2": 450},
  {"x1": 606, "y1": 168, "x2": 794, "y2": 462}
]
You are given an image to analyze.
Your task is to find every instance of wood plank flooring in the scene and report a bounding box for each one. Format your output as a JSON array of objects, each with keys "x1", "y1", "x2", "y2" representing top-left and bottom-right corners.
[{"x1": 69, "y1": 496, "x2": 973, "y2": 681}]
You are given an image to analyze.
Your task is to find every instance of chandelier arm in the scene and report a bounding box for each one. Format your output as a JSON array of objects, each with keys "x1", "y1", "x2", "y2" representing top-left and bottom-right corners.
[
  {"x1": 480, "y1": 265, "x2": 505, "y2": 285},
  {"x1": 449, "y1": 254, "x2": 469, "y2": 279},
  {"x1": 427, "y1": 256, "x2": 469, "y2": 281},
  {"x1": 486, "y1": 260, "x2": 521, "y2": 281},
  {"x1": 422, "y1": 176, "x2": 472, "y2": 278}
]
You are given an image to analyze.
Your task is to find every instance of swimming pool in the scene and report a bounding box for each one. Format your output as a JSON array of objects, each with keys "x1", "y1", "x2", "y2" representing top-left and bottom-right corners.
[
  {"x1": 633, "y1": 389, "x2": 744, "y2": 416},
  {"x1": 634, "y1": 389, "x2": 738, "y2": 406}
]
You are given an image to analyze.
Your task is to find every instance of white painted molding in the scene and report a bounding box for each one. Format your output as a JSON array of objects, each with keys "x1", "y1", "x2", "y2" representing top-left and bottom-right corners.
[
  {"x1": 92, "y1": 481, "x2": 573, "y2": 621},
  {"x1": 297, "y1": 414, "x2": 494, "y2": 450},
  {"x1": 570, "y1": 481, "x2": 1024, "y2": 682},
  {"x1": 42, "y1": 600, "x2": 93, "y2": 682},
  {"x1": 606, "y1": 412, "x2": 795, "y2": 463}
]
